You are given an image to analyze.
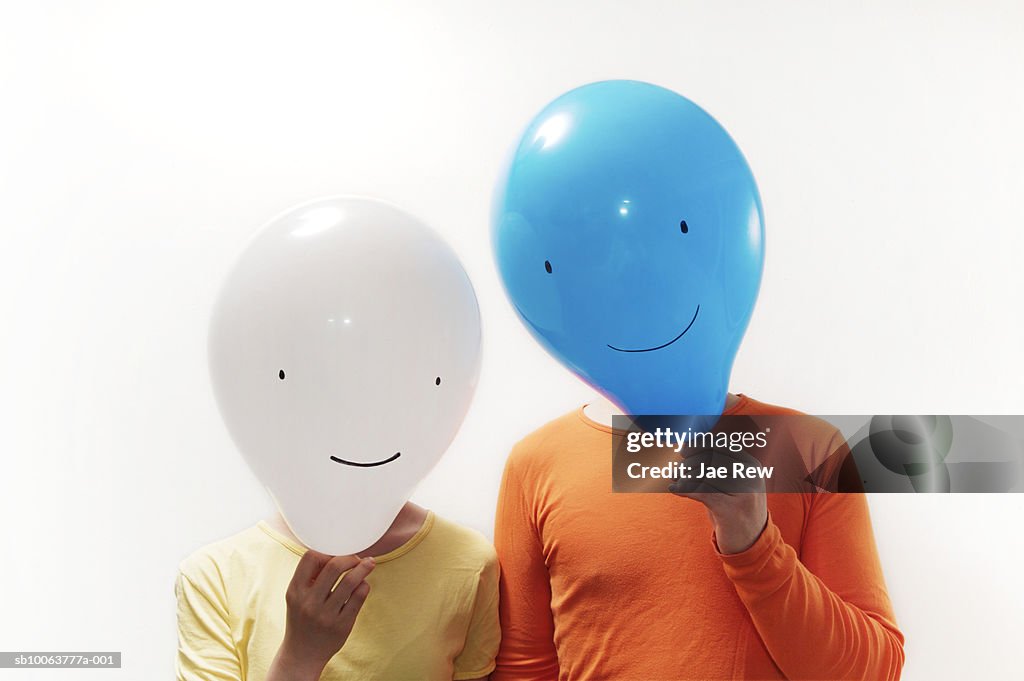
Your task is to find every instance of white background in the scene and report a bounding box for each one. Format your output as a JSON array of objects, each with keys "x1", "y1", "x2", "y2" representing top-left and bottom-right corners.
[{"x1": 1, "y1": 1, "x2": 1022, "y2": 679}]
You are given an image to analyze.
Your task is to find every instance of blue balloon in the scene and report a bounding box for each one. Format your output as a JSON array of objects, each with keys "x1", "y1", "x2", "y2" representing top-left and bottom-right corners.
[{"x1": 492, "y1": 80, "x2": 764, "y2": 416}]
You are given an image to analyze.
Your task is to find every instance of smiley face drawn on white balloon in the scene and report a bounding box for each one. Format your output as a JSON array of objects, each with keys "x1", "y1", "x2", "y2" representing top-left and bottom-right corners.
[{"x1": 208, "y1": 197, "x2": 481, "y2": 555}]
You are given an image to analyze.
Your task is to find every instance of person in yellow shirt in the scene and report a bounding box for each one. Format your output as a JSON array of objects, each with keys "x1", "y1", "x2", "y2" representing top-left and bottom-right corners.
[
  {"x1": 175, "y1": 502, "x2": 499, "y2": 681},
  {"x1": 188, "y1": 198, "x2": 496, "y2": 680}
]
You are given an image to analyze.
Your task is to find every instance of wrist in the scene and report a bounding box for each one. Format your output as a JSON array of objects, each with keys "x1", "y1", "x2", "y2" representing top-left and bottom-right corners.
[
  {"x1": 272, "y1": 637, "x2": 329, "y2": 681},
  {"x1": 714, "y1": 508, "x2": 768, "y2": 555}
]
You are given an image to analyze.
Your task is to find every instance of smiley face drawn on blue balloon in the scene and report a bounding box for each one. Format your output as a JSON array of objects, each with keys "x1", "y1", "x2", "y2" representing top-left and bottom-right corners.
[{"x1": 492, "y1": 80, "x2": 764, "y2": 416}]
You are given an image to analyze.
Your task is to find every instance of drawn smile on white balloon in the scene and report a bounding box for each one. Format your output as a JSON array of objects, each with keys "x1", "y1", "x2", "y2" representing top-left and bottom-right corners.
[
  {"x1": 329, "y1": 452, "x2": 402, "y2": 467},
  {"x1": 607, "y1": 304, "x2": 700, "y2": 353}
]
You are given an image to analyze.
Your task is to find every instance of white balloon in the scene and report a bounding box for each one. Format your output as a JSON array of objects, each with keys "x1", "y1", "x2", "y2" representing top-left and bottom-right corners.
[{"x1": 208, "y1": 197, "x2": 481, "y2": 555}]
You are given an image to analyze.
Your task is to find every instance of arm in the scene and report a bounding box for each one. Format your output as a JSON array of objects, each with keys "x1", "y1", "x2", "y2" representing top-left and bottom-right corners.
[
  {"x1": 718, "y1": 494, "x2": 905, "y2": 680},
  {"x1": 491, "y1": 450, "x2": 560, "y2": 681},
  {"x1": 673, "y1": 430, "x2": 905, "y2": 679},
  {"x1": 175, "y1": 570, "x2": 242, "y2": 681},
  {"x1": 452, "y1": 550, "x2": 501, "y2": 681}
]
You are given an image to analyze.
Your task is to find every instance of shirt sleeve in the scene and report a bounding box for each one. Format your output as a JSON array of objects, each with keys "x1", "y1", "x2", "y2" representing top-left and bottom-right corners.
[
  {"x1": 452, "y1": 550, "x2": 501, "y2": 680},
  {"x1": 492, "y1": 446, "x2": 561, "y2": 681},
  {"x1": 175, "y1": 566, "x2": 243, "y2": 681},
  {"x1": 716, "y1": 492, "x2": 906, "y2": 680}
]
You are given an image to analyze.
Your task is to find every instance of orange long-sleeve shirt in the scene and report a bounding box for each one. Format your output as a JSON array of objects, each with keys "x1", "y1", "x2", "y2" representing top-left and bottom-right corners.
[{"x1": 493, "y1": 395, "x2": 904, "y2": 680}]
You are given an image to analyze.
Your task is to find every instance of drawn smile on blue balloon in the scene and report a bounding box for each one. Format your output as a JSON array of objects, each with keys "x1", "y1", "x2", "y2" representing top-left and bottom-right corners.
[
  {"x1": 607, "y1": 304, "x2": 700, "y2": 353},
  {"x1": 330, "y1": 452, "x2": 402, "y2": 467}
]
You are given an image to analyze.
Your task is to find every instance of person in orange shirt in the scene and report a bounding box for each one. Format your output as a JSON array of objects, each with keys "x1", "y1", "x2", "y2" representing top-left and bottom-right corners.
[
  {"x1": 492, "y1": 396, "x2": 904, "y2": 680},
  {"x1": 490, "y1": 80, "x2": 905, "y2": 680}
]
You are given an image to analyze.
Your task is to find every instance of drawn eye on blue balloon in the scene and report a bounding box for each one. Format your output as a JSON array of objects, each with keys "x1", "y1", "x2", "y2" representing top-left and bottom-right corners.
[{"x1": 493, "y1": 80, "x2": 764, "y2": 417}]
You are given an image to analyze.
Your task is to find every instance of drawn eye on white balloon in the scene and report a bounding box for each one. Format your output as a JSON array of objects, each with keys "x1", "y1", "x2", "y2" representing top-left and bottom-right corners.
[{"x1": 276, "y1": 368, "x2": 443, "y2": 468}]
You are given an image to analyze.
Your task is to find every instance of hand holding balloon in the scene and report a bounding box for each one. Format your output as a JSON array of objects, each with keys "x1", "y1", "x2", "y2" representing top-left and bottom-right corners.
[
  {"x1": 669, "y1": 447, "x2": 768, "y2": 555},
  {"x1": 266, "y1": 551, "x2": 374, "y2": 681}
]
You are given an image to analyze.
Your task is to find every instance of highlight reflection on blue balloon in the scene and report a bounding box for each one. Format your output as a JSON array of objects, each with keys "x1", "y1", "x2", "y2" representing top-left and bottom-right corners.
[{"x1": 492, "y1": 80, "x2": 764, "y2": 416}]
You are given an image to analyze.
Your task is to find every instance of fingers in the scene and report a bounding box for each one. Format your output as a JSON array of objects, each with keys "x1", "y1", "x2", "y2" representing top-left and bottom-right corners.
[
  {"x1": 669, "y1": 479, "x2": 731, "y2": 505},
  {"x1": 336, "y1": 580, "x2": 371, "y2": 634},
  {"x1": 291, "y1": 549, "x2": 332, "y2": 589},
  {"x1": 670, "y1": 479, "x2": 725, "y2": 495},
  {"x1": 309, "y1": 554, "x2": 363, "y2": 602},
  {"x1": 326, "y1": 557, "x2": 375, "y2": 610},
  {"x1": 679, "y1": 446, "x2": 749, "y2": 468},
  {"x1": 671, "y1": 449, "x2": 732, "y2": 497},
  {"x1": 674, "y1": 447, "x2": 766, "y2": 495}
]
